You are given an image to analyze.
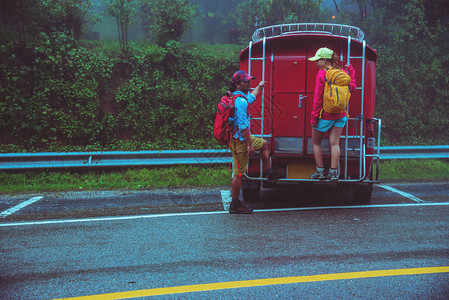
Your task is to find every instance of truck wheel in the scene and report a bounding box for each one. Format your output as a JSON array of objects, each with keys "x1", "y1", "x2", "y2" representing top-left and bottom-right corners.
[
  {"x1": 242, "y1": 178, "x2": 261, "y2": 202},
  {"x1": 353, "y1": 183, "x2": 373, "y2": 205}
]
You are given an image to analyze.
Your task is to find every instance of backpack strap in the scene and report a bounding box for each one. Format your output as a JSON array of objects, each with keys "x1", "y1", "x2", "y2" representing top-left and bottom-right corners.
[
  {"x1": 232, "y1": 93, "x2": 248, "y2": 103},
  {"x1": 321, "y1": 68, "x2": 330, "y2": 119},
  {"x1": 325, "y1": 77, "x2": 332, "y2": 87}
]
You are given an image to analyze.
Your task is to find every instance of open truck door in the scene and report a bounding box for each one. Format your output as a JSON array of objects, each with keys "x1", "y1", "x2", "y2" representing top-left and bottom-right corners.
[{"x1": 238, "y1": 24, "x2": 381, "y2": 204}]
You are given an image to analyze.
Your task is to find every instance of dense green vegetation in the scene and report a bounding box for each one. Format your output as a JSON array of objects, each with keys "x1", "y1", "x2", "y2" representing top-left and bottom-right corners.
[
  {"x1": 0, "y1": 0, "x2": 448, "y2": 153},
  {"x1": 0, "y1": 36, "x2": 240, "y2": 152},
  {"x1": 359, "y1": 0, "x2": 449, "y2": 145}
]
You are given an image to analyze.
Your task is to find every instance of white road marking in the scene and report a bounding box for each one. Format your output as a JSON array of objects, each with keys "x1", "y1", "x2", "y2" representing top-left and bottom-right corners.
[
  {"x1": 378, "y1": 185, "x2": 426, "y2": 203},
  {"x1": 1, "y1": 202, "x2": 448, "y2": 227},
  {"x1": 220, "y1": 190, "x2": 232, "y2": 211},
  {"x1": 0, "y1": 196, "x2": 44, "y2": 218}
]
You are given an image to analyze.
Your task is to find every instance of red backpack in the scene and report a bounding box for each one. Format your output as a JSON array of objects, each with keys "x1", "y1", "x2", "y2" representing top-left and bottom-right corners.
[{"x1": 214, "y1": 91, "x2": 247, "y2": 146}]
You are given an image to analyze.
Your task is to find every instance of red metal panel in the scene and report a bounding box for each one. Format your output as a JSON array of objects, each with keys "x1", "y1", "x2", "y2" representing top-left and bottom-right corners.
[
  {"x1": 237, "y1": 49, "x2": 273, "y2": 136},
  {"x1": 246, "y1": 56, "x2": 273, "y2": 137},
  {"x1": 364, "y1": 61, "x2": 376, "y2": 119},
  {"x1": 347, "y1": 89, "x2": 362, "y2": 119},
  {"x1": 304, "y1": 91, "x2": 316, "y2": 153},
  {"x1": 307, "y1": 59, "x2": 320, "y2": 93},
  {"x1": 273, "y1": 93, "x2": 305, "y2": 137},
  {"x1": 273, "y1": 57, "x2": 306, "y2": 93},
  {"x1": 271, "y1": 51, "x2": 307, "y2": 140}
]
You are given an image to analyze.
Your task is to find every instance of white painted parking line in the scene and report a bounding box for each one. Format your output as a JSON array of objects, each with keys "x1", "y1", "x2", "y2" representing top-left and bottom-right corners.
[
  {"x1": 1, "y1": 202, "x2": 449, "y2": 227},
  {"x1": 378, "y1": 185, "x2": 426, "y2": 203},
  {"x1": 220, "y1": 190, "x2": 232, "y2": 211},
  {"x1": 0, "y1": 196, "x2": 44, "y2": 218}
]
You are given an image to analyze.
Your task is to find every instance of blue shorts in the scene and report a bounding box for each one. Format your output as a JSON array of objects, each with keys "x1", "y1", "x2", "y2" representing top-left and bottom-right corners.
[{"x1": 315, "y1": 117, "x2": 347, "y2": 132}]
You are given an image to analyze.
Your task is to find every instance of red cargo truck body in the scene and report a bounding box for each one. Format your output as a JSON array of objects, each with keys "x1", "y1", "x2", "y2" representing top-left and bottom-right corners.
[{"x1": 238, "y1": 24, "x2": 381, "y2": 203}]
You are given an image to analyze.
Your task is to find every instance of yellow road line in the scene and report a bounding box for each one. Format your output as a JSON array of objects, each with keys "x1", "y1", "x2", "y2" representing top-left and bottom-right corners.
[{"x1": 58, "y1": 266, "x2": 449, "y2": 299}]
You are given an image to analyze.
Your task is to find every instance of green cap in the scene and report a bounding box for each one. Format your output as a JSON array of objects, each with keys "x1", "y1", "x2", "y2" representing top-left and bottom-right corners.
[{"x1": 308, "y1": 47, "x2": 334, "y2": 61}]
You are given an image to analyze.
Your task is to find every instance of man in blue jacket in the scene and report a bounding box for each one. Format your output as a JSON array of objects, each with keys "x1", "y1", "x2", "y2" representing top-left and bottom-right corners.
[{"x1": 229, "y1": 70, "x2": 285, "y2": 214}]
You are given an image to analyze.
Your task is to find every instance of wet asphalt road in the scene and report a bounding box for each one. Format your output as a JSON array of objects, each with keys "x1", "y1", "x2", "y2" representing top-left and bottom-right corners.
[{"x1": 0, "y1": 181, "x2": 448, "y2": 299}]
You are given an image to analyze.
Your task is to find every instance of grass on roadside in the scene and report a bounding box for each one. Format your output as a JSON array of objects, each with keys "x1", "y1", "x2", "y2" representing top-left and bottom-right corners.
[
  {"x1": 376, "y1": 159, "x2": 449, "y2": 180},
  {"x1": 0, "y1": 160, "x2": 448, "y2": 194},
  {"x1": 0, "y1": 165, "x2": 230, "y2": 194}
]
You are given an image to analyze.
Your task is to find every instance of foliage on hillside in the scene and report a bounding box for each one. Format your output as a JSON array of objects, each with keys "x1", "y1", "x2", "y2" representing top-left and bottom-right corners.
[
  {"x1": 0, "y1": 35, "x2": 241, "y2": 152},
  {"x1": 333, "y1": 0, "x2": 449, "y2": 145},
  {"x1": 0, "y1": 0, "x2": 448, "y2": 152}
]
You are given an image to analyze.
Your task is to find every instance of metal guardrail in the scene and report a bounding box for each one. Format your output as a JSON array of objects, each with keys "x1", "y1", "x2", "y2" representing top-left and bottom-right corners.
[
  {"x1": 0, "y1": 150, "x2": 230, "y2": 170},
  {"x1": 380, "y1": 145, "x2": 449, "y2": 160},
  {"x1": 0, "y1": 146, "x2": 448, "y2": 170}
]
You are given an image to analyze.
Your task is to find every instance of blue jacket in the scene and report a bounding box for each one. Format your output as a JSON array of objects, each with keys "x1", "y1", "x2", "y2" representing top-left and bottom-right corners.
[{"x1": 232, "y1": 91, "x2": 256, "y2": 141}]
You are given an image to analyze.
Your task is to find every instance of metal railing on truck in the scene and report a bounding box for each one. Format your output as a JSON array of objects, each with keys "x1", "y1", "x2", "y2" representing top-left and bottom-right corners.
[
  {"x1": 246, "y1": 23, "x2": 379, "y2": 183},
  {"x1": 252, "y1": 23, "x2": 365, "y2": 43}
]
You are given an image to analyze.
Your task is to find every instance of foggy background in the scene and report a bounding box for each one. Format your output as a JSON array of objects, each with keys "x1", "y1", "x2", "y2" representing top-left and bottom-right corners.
[{"x1": 89, "y1": 0, "x2": 355, "y2": 43}]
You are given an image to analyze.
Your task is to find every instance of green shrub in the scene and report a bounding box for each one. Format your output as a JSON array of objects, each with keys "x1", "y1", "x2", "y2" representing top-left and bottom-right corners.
[
  {"x1": 0, "y1": 32, "x2": 115, "y2": 150},
  {"x1": 0, "y1": 33, "x2": 239, "y2": 152}
]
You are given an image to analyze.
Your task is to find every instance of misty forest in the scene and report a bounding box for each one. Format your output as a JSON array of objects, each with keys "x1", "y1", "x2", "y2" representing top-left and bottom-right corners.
[{"x1": 0, "y1": 0, "x2": 448, "y2": 152}]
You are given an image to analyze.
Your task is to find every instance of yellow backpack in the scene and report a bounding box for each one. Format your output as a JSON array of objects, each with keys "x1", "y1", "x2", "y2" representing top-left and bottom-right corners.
[{"x1": 321, "y1": 67, "x2": 352, "y2": 117}]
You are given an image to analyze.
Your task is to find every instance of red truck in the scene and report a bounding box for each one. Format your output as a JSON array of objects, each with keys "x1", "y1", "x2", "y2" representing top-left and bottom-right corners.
[{"x1": 238, "y1": 23, "x2": 381, "y2": 204}]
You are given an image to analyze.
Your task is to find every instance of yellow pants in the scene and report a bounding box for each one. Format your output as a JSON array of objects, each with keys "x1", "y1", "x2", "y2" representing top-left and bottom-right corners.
[{"x1": 230, "y1": 136, "x2": 265, "y2": 177}]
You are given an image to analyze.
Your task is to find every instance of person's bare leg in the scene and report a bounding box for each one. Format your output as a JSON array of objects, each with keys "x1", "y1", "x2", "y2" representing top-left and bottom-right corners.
[
  {"x1": 329, "y1": 126, "x2": 344, "y2": 169},
  {"x1": 312, "y1": 128, "x2": 325, "y2": 168},
  {"x1": 231, "y1": 175, "x2": 241, "y2": 200},
  {"x1": 260, "y1": 140, "x2": 270, "y2": 172}
]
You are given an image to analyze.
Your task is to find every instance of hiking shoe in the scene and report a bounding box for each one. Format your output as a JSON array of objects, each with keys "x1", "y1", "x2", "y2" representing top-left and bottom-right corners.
[
  {"x1": 327, "y1": 171, "x2": 339, "y2": 181},
  {"x1": 267, "y1": 168, "x2": 286, "y2": 183},
  {"x1": 309, "y1": 170, "x2": 326, "y2": 180},
  {"x1": 229, "y1": 201, "x2": 253, "y2": 214}
]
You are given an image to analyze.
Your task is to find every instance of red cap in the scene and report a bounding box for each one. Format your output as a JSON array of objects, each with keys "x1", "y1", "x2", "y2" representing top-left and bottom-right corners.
[{"x1": 231, "y1": 70, "x2": 255, "y2": 84}]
